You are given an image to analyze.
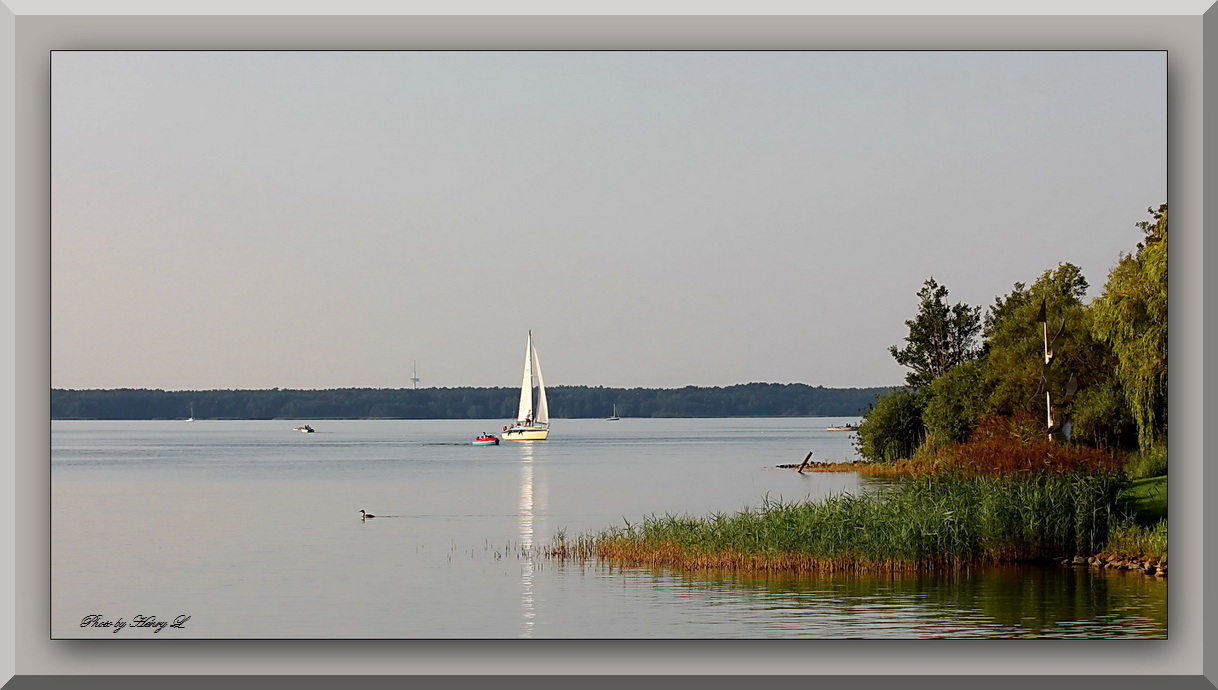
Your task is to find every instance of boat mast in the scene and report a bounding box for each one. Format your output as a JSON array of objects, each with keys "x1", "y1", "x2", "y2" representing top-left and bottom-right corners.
[{"x1": 517, "y1": 331, "x2": 534, "y2": 423}]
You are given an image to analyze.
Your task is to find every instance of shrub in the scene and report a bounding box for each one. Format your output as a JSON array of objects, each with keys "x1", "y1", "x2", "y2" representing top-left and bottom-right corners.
[
  {"x1": 922, "y1": 359, "x2": 989, "y2": 446},
  {"x1": 856, "y1": 389, "x2": 926, "y2": 462}
]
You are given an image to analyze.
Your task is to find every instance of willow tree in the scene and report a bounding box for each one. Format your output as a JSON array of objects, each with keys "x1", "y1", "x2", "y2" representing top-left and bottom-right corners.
[{"x1": 1091, "y1": 205, "x2": 1168, "y2": 451}]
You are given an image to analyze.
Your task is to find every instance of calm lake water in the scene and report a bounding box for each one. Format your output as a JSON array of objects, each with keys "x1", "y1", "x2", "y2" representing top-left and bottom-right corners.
[{"x1": 51, "y1": 418, "x2": 1167, "y2": 639}]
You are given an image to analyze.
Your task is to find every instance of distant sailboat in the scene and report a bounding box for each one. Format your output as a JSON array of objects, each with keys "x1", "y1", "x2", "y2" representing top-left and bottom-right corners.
[
  {"x1": 502, "y1": 331, "x2": 550, "y2": 441},
  {"x1": 607, "y1": 404, "x2": 620, "y2": 421},
  {"x1": 186, "y1": 405, "x2": 195, "y2": 423}
]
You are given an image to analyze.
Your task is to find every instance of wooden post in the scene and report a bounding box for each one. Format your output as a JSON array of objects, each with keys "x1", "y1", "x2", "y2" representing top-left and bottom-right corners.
[{"x1": 797, "y1": 451, "x2": 813, "y2": 474}]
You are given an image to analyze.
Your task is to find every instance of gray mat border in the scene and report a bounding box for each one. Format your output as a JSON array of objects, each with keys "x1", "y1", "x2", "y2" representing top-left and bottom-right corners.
[{"x1": 2, "y1": 7, "x2": 1209, "y2": 689}]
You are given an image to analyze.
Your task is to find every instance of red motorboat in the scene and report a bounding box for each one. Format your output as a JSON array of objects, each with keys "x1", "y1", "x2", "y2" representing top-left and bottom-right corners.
[{"x1": 473, "y1": 434, "x2": 500, "y2": 446}]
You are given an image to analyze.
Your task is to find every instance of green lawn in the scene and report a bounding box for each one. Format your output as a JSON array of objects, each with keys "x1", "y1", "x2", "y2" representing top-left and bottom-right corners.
[{"x1": 1125, "y1": 475, "x2": 1167, "y2": 525}]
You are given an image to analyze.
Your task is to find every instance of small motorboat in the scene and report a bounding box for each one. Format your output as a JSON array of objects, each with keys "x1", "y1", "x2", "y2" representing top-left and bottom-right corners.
[
  {"x1": 826, "y1": 424, "x2": 859, "y2": 432},
  {"x1": 293, "y1": 425, "x2": 316, "y2": 433},
  {"x1": 473, "y1": 434, "x2": 500, "y2": 446}
]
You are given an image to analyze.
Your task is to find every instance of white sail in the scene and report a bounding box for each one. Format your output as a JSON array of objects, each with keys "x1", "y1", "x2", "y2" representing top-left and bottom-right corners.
[
  {"x1": 533, "y1": 344, "x2": 548, "y2": 425},
  {"x1": 517, "y1": 332, "x2": 534, "y2": 422}
]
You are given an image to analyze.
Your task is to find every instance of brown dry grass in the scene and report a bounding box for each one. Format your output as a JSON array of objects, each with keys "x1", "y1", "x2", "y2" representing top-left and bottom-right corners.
[{"x1": 804, "y1": 414, "x2": 1123, "y2": 477}]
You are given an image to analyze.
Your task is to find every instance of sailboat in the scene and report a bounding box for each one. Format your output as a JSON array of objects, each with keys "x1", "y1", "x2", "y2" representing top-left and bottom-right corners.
[
  {"x1": 607, "y1": 404, "x2": 620, "y2": 421},
  {"x1": 502, "y1": 331, "x2": 550, "y2": 441},
  {"x1": 186, "y1": 405, "x2": 195, "y2": 423}
]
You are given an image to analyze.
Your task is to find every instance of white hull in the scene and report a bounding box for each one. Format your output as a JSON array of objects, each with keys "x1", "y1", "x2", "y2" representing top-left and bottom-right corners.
[{"x1": 503, "y1": 425, "x2": 550, "y2": 441}]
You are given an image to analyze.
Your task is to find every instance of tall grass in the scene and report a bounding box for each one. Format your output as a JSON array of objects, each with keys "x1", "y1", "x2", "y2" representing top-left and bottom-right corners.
[
  {"x1": 1124, "y1": 443, "x2": 1168, "y2": 480},
  {"x1": 1101, "y1": 519, "x2": 1168, "y2": 562},
  {"x1": 570, "y1": 472, "x2": 1126, "y2": 573}
]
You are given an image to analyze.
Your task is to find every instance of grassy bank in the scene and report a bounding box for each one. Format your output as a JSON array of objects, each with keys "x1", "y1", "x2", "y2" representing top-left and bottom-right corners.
[
  {"x1": 1098, "y1": 474, "x2": 1167, "y2": 566},
  {"x1": 1123, "y1": 475, "x2": 1167, "y2": 524},
  {"x1": 554, "y1": 473, "x2": 1126, "y2": 573}
]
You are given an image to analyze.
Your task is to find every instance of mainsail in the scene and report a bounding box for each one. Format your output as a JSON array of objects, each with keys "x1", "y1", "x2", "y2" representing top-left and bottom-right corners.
[{"x1": 517, "y1": 333, "x2": 535, "y2": 422}]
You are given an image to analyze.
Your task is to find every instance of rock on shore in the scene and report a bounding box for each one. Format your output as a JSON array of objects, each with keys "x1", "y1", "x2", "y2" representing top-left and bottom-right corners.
[{"x1": 1063, "y1": 553, "x2": 1166, "y2": 578}]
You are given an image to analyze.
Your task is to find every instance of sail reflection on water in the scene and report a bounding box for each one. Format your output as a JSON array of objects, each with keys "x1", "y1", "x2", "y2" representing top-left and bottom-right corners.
[{"x1": 519, "y1": 443, "x2": 536, "y2": 637}]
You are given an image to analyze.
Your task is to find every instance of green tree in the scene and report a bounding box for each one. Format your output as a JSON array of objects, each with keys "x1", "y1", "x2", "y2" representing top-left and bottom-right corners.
[
  {"x1": 889, "y1": 278, "x2": 982, "y2": 388},
  {"x1": 921, "y1": 358, "x2": 990, "y2": 446},
  {"x1": 1068, "y1": 379, "x2": 1137, "y2": 449},
  {"x1": 856, "y1": 389, "x2": 927, "y2": 462},
  {"x1": 981, "y1": 263, "x2": 1116, "y2": 439},
  {"x1": 1091, "y1": 205, "x2": 1168, "y2": 451}
]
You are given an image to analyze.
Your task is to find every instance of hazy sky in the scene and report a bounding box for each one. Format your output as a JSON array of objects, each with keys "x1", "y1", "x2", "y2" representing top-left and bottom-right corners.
[{"x1": 51, "y1": 50, "x2": 1165, "y2": 391}]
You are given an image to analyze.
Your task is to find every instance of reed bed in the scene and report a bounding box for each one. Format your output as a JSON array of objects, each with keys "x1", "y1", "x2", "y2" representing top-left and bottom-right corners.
[{"x1": 551, "y1": 473, "x2": 1127, "y2": 574}]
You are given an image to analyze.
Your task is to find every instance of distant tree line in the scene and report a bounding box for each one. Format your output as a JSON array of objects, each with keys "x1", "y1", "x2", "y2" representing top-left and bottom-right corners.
[{"x1": 51, "y1": 383, "x2": 894, "y2": 421}]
